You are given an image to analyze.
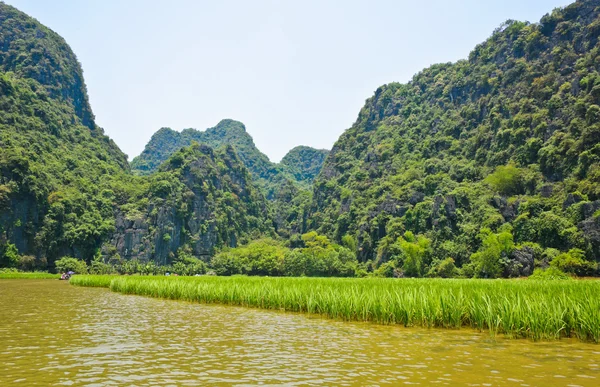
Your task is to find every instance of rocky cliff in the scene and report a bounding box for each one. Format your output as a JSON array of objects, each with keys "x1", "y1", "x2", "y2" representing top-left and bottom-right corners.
[{"x1": 107, "y1": 143, "x2": 272, "y2": 264}]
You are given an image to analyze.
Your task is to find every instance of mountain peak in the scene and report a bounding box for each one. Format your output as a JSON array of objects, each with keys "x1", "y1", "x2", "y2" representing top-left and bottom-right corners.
[
  {"x1": 0, "y1": 2, "x2": 95, "y2": 129},
  {"x1": 215, "y1": 119, "x2": 246, "y2": 132}
]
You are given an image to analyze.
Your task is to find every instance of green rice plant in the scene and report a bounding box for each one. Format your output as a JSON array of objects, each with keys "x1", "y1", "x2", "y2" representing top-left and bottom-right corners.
[
  {"x1": 69, "y1": 274, "x2": 115, "y2": 287},
  {"x1": 69, "y1": 275, "x2": 600, "y2": 343},
  {"x1": 0, "y1": 272, "x2": 60, "y2": 279}
]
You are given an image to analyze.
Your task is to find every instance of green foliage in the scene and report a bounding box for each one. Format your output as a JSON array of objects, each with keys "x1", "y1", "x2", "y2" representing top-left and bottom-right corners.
[
  {"x1": 470, "y1": 229, "x2": 514, "y2": 278},
  {"x1": 280, "y1": 146, "x2": 330, "y2": 183},
  {"x1": 130, "y1": 123, "x2": 329, "y2": 241},
  {"x1": 373, "y1": 261, "x2": 399, "y2": 278},
  {"x1": 211, "y1": 233, "x2": 358, "y2": 277},
  {"x1": 212, "y1": 239, "x2": 286, "y2": 276},
  {"x1": 130, "y1": 121, "x2": 329, "y2": 196},
  {"x1": 54, "y1": 257, "x2": 88, "y2": 274},
  {"x1": 2, "y1": 0, "x2": 600, "y2": 279},
  {"x1": 89, "y1": 253, "x2": 117, "y2": 275},
  {"x1": 484, "y1": 164, "x2": 523, "y2": 196},
  {"x1": 0, "y1": 271, "x2": 60, "y2": 279},
  {"x1": 173, "y1": 249, "x2": 207, "y2": 276},
  {"x1": 131, "y1": 120, "x2": 276, "y2": 181},
  {"x1": 427, "y1": 258, "x2": 460, "y2": 278},
  {"x1": 0, "y1": 243, "x2": 20, "y2": 268},
  {"x1": 392, "y1": 232, "x2": 431, "y2": 277},
  {"x1": 550, "y1": 249, "x2": 597, "y2": 276},
  {"x1": 17, "y1": 255, "x2": 37, "y2": 272},
  {"x1": 310, "y1": 2, "x2": 600, "y2": 274},
  {"x1": 529, "y1": 267, "x2": 572, "y2": 281}
]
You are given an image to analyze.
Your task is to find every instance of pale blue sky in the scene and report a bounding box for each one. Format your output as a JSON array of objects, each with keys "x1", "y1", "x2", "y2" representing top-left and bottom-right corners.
[{"x1": 6, "y1": 0, "x2": 570, "y2": 161}]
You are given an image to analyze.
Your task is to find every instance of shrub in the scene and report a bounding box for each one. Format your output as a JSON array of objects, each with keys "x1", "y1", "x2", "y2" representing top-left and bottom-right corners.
[
  {"x1": 17, "y1": 255, "x2": 36, "y2": 272},
  {"x1": 427, "y1": 258, "x2": 460, "y2": 278},
  {"x1": 470, "y1": 229, "x2": 514, "y2": 278},
  {"x1": 529, "y1": 267, "x2": 572, "y2": 280},
  {"x1": 0, "y1": 243, "x2": 20, "y2": 268},
  {"x1": 54, "y1": 257, "x2": 88, "y2": 274},
  {"x1": 211, "y1": 252, "x2": 245, "y2": 276},
  {"x1": 550, "y1": 249, "x2": 597, "y2": 276}
]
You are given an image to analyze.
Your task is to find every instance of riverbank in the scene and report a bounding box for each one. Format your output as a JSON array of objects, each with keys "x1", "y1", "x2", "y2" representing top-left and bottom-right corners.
[
  {"x1": 0, "y1": 272, "x2": 60, "y2": 279},
  {"x1": 70, "y1": 275, "x2": 600, "y2": 342}
]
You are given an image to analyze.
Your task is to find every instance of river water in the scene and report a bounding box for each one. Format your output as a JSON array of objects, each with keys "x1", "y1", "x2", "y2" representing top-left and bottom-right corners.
[{"x1": 1, "y1": 280, "x2": 599, "y2": 386}]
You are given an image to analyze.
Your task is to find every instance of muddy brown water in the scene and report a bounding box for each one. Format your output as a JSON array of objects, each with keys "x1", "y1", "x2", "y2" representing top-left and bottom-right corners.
[{"x1": 1, "y1": 280, "x2": 599, "y2": 386}]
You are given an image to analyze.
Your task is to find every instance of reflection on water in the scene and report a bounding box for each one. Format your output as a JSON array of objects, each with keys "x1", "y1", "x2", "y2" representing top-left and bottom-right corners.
[{"x1": 1, "y1": 280, "x2": 599, "y2": 386}]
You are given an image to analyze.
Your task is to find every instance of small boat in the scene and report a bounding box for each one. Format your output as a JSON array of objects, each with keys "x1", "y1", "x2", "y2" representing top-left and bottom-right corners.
[{"x1": 60, "y1": 273, "x2": 71, "y2": 281}]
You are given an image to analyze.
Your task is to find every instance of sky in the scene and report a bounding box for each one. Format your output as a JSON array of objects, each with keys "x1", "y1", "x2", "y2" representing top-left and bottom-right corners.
[{"x1": 6, "y1": 0, "x2": 571, "y2": 162}]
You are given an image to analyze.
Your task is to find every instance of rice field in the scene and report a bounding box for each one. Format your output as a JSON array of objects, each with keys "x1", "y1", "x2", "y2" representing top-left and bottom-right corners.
[
  {"x1": 69, "y1": 275, "x2": 600, "y2": 342},
  {"x1": 0, "y1": 272, "x2": 61, "y2": 279}
]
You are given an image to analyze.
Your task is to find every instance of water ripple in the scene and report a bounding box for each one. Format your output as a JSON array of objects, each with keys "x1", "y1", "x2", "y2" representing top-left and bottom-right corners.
[{"x1": 1, "y1": 280, "x2": 599, "y2": 386}]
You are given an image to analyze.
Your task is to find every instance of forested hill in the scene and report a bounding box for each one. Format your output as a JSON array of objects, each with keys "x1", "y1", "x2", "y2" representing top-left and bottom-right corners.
[
  {"x1": 3, "y1": 0, "x2": 600, "y2": 278},
  {"x1": 107, "y1": 143, "x2": 273, "y2": 265},
  {"x1": 281, "y1": 146, "x2": 330, "y2": 184},
  {"x1": 1, "y1": 2, "x2": 95, "y2": 132},
  {"x1": 311, "y1": 0, "x2": 600, "y2": 277},
  {"x1": 131, "y1": 121, "x2": 329, "y2": 191},
  {"x1": 0, "y1": 1, "x2": 132, "y2": 265},
  {"x1": 0, "y1": 2, "x2": 272, "y2": 269},
  {"x1": 131, "y1": 120, "x2": 276, "y2": 180}
]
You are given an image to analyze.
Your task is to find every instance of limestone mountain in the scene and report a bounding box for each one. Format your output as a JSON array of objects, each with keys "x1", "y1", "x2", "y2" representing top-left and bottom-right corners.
[
  {"x1": 311, "y1": 0, "x2": 600, "y2": 275},
  {"x1": 1, "y1": 1, "x2": 97, "y2": 132},
  {"x1": 131, "y1": 119, "x2": 278, "y2": 182},
  {"x1": 109, "y1": 143, "x2": 272, "y2": 265},
  {"x1": 281, "y1": 146, "x2": 330, "y2": 184},
  {"x1": 3, "y1": 0, "x2": 600, "y2": 279},
  {"x1": 0, "y1": 2, "x2": 272, "y2": 268},
  {"x1": 131, "y1": 121, "x2": 330, "y2": 193},
  {"x1": 0, "y1": 2, "x2": 129, "y2": 265}
]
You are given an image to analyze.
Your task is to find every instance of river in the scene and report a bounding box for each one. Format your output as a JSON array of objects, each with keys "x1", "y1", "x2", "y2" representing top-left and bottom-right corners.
[{"x1": 1, "y1": 279, "x2": 599, "y2": 386}]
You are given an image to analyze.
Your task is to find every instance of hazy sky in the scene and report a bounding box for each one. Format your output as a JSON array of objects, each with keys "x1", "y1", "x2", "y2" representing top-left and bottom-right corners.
[{"x1": 6, "y1": 0, "x2": 570, "y2": 162}]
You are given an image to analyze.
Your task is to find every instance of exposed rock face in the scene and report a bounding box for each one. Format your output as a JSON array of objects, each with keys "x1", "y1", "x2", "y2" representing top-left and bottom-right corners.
[
  {"x1": 504, "y1": 246, "x2": 535, "y2": 278},
  {"x1": 0, "y1": 195, "x2": 40, "y2": 254},
  {"x1": 105, "y1": 144, "x2": 272, "y2": 265},
  {"x1": 579, "y1": 200, "x2": 600, "y2": 261}
]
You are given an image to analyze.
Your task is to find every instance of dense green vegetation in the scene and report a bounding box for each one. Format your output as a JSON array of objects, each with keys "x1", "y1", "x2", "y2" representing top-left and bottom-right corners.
[
  {"x1": 129, "y1": 121, "x2": 329, "y2": 238},
  {"x1": 280, "y1": 146, "x2": 330, "y2": 184},
  {"x1": 0, "y1": 1, "x2": 97, "y2": 128},
  {"x1": 130, "y1": 120, "x2": 327, "y2": 198},
  {"x1": 130, "y1": 120, "x2": 276, "y2": 180},
  {"x1": 211, "y1": 233, "x2": 359, "y2": 277},
  {"x1": 0, "y1": 2, "x2": 273, "y2": 269},
  {"x1": 0, "y1": 2, "x2": 130, "y2": 269},
  {"x1": 311, "y1": 1, "x2": 600, "y2": 277},
  {"x1": 71, "y1": 275, "x2": 600, "y2": 342},
  {"x1": 129, "y1": 122, "x2": 328, "y2": 244},
  {"x1": 106, "y1": 143, "x2": 272, "y2": 264},
  {"x1": 2, "y1": 0, "x2": 600, "y2": 281}
]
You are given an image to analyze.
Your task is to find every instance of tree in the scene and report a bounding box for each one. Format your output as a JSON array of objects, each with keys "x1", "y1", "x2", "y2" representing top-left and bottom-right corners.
[
  {"x1": 484, "y1": 164, "x2": 523, "y2": 196},
  {"x1": 393, "y1": 232, "x2": 431, "y2": 278},
  {"x1": 0, "y1": 243, "x2": 20, "y2": 268},
  {"x1": 470, "y1": 229, "x2": 514, "y2": 278},
  {"x1": 550, "y1": 249, "x2": 597, "y2": 276},
  {"x1": 54, "y1": 257, "x2": 88, "y2": 274}
]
